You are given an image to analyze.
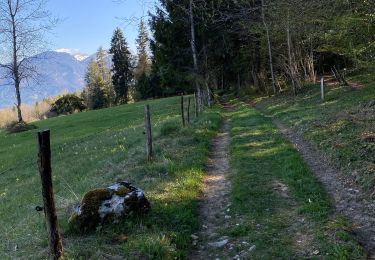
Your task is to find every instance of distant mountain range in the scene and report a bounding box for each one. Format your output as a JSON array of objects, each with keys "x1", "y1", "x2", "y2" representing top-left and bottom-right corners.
[{"x1": 0, "y1": 49, "x2": 112, "y2": 109}]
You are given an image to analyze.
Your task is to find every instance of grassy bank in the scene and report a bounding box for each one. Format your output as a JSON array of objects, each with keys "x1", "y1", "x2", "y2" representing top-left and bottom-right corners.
[
  {"x1": 255, "y1": 74, "x2": 375, "y2": 193},
  {"x1": 0, "y1": 96, "x2": 221, "y2": 259},
  {"x1": 223, "y1": 101, "x2": 365, "y2": 258}
]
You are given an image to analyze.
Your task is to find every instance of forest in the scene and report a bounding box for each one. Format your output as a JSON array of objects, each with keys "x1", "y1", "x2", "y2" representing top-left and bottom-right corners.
[{"x1": 145, "y1": 0, "x2": 375, "y2": 100}]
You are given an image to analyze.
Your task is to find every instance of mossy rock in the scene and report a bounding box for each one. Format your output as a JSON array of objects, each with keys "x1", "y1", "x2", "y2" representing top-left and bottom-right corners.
[{"x1": 69, "y1": 182, "x2": 150, "y2": 232}]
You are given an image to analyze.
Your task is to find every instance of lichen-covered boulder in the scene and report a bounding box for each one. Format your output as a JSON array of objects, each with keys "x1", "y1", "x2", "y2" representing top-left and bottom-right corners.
[{"x1": 69, "y1": 181, "x2": 150, "y2": 232}]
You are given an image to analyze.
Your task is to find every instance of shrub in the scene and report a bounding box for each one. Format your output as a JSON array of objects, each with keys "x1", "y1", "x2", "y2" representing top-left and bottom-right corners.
[
  {"x1": 5, "y1": 121, "x2": 37, "y2": 134},
  {"x1": 51, "y1": 94, "x2": 86, "y2": 115},
  {"x1": 0, "y1": 101, "x2": 51, "y2": 127}
]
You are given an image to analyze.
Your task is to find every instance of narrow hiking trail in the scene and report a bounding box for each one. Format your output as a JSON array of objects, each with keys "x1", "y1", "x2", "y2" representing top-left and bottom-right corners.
[
  {"x1": 252, "y1": 103, "x2": 375, "y2": 258},
  {"x1": 190, "y1": 104, "x2": 233, "y2": 260}
]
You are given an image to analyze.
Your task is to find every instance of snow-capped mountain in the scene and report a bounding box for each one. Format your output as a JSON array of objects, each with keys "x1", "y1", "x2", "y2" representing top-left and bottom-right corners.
[
  {"x1": 0, "y1": 49, "x2": 112, "y2": 109},
  {"x1": 55, "y1": 48, "x2": 89, "y2": 61}
]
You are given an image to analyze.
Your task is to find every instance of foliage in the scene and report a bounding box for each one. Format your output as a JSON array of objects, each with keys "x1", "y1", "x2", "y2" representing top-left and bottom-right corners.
[
  {"x1": 135, "y1": 72, "x2": 151, "y2": 100},
  {"x1": 134, "y1": 19, "x2": 151, "y2": 80},
  {"x1": 149, "y1": 1, "x2": 193, "y2": 95},
  {"x1": 110, "y1": 28, "x2": 133, "y2": 104},
  {"x1": 51, "y1": 94, "x2": 86, "y2": 115},
  {"x1": 83, "y1": 48, "x2": 114, "y2": 110},
  {"x1": 0, "y1": 101, "x2": 51, "y2": 127},
  {"x1": 149, "y1": 0, "x2": 375, "y2": 95}
]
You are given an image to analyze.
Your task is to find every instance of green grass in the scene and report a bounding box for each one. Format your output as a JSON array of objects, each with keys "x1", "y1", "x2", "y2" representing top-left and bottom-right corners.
[
  {"x1": 0, "y1": 96, "x2": 221, "y2": 259},
  {"x1": 255, "y1": 74, "x2": 375, "y2": 193},
  {"x1": 224, "y1": 101, "x2": 365, "y2": 259}
]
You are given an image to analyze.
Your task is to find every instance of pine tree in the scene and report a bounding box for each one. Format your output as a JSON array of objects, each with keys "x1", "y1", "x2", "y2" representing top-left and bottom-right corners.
[
  {"x1": 84, "y1": 59, "x2": 106, "y2": 109},
  {"x1": 96, "y1": 47, "x2": 115, "y2": 106},
  {"x1": 109, "y1": 28, "x2": 133, "y2": 104},
  {"x1": 135, "y1": 19, "x2": 150, "y2": 79},
  {"x1": 134, "y1": 19, "x2": 152, "y2": 100},
  {"x1": 135, "y1": 72, "x2": 150, "y2": 100}
]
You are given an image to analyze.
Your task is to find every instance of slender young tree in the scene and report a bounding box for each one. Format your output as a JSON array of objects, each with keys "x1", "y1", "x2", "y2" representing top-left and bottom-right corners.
[
  {"x1": 0, "y1": 0, "x2": 56, "y2": 123},
  {"x1": 261, "y1": 0, "x2": 276, "y2": 94},
  {"x1": 189, "y1": 0, "x2": 203, "y2": 112},
  {"x1": 135, "y1": 19, "x2": 150, "y2": 80},
  {"x1": 84, "y1": 59, "x2": 106, "y2": 110},
  {"x1": 109, "y1": 28, "x2": 132, "y2": 104},
  {"x1": 96, "y1": 47, "x2": 115, "y2": 106}
]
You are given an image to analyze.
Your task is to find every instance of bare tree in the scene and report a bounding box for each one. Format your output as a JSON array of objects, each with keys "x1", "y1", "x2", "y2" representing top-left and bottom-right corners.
[
  {"x1": 189, "y1": 0, "x2": 203, "y2": 112},
  {"x1": 0, "y1": 0, "x2": 56, "y2": 123},
  {"x1": 261, "y1": 0, "x2": 276, "y2": 94}
]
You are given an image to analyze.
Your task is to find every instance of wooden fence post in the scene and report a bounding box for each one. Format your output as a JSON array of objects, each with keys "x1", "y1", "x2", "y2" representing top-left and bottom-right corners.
[
  {"x1": 181, "y1": 94, "x2": 185, "y2": 127},
  {"x1": 187, "y1": 97, "x2": 191, "y2": 123},
  {"x1": 144, "y1": 105, "x2": 153, "y2": 162},
  {"x1": 194, "y1": 92, "x2": 198, "y2": 118},
  {"x1": 321, "y1": 77, "x2": 325, "y2": 101},
  {"x1": 37, "y1": 130, "x2": 64, "y2": 260}
]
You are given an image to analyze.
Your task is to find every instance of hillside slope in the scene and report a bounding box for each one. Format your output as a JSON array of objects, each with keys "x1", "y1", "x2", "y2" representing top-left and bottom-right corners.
[{"x1": 0, "y1": 96, "x2": 221, "y2": 259}]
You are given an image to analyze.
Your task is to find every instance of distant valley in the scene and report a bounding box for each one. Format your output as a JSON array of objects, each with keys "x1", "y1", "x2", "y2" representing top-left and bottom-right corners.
[{"x1": 0, "y1": 49, "x2": 111, "y2": 109}]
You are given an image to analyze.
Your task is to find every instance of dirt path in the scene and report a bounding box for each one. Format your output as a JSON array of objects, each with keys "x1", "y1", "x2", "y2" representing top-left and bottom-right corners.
[
  {"x1": 190, "y1": 105, "x2": 233, "y2": 260},
  {"x1": 253, "y1": 107, "x2": 375, "y2": 258}
]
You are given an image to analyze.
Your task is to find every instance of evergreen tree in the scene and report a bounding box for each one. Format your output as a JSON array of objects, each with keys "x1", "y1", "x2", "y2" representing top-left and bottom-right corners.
[
  {"x1": 84, "y1": 59, "x2": 106, "y2": 110},
  {"x1": 110, "y1": 28, "x2": 133, "y2": 104},
  {"x1": 135, "y1": 19, "x2": 150, "y2": 79},
  {"x1": 150, "y1": 2, "x2": 193, "y2": 96},
  {"x1": 135, "y1": 72, "x2": 151, "y2": 100},
  {"x1": 96, "y1": 47, "x2": 115, "y2": 106}
]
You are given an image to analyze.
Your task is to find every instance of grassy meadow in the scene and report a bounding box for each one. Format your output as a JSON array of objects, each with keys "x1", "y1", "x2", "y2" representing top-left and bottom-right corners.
[{"x1": 0, "y1": 96, "x2": 221, "y2": 259}]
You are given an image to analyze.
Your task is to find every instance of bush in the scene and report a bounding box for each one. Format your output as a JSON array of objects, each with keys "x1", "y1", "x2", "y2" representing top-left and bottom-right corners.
[
  {"x1": 5, "y1": 121, "x2": 37, "y2": 134},
  {"x1": 51, "y1": 94, "x2": 86, "y2": 115},
  {"x1": 0, "y1": 101, "x2": 51, "y2": 127},
  {"x1": 160, "y1": 119, "x2": 181, "y2": 136}
]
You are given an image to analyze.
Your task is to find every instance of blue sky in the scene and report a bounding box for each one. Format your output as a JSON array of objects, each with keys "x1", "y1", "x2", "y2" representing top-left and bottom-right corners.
[{"x1": 47, "y1": 0, "x2": 156, "y2": 55}]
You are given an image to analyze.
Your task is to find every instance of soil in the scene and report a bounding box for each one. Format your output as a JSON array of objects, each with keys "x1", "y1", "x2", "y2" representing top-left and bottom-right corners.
[
  {"x1": 190, "y1": 104, "x2": 233, "y2": 260},
  {"x1": 253, "y1": 102, "x2": 375, "y2": 259},
  {"x1": 348, "y1": 80, "x2": 365, "y2": 90}
]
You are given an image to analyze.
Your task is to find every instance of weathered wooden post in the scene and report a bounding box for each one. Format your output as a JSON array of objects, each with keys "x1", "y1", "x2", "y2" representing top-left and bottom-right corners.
[
  {"x1": 194, "y1": 92, "x2": 198, "y2": 118},
  {"x1": 37, "y1": 130, "x2": 64, "y2": 260},
  {"x1": 144, "y1": 105, "x2": 153, "y2": 162},
  {"x1": 181, "y1": 94, "x2": 185, "y2": 127},
  {"x1": 320, "y1": 77, "x2": 325, "y2": 101},
  {"x1": 187, "y1": 97, "x2": 191, "y2": 123}
]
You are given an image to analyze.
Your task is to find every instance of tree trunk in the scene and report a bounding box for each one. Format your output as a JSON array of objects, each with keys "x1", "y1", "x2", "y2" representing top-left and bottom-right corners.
[
  {"x1": 221, "y1": 72, "x2": 224, "y2": 91},
  {"x1": 237, "y1": 73, "x2": 241, "y2": 95},
  {"x1": 252, "y1": 69, "x2": 262, "y2": 93},
  {"x1": 15, "y1": 80, "x2": 23, "y2": 123},
  {"x1": 205, "y1": 74, "x2": 212, "y2": 107},
  {"x1": 261, "y1": 0, "x2": 276, "y2": 95},
  {"x1": 189, "y1": 0, "x2": 202, "y2": 111},
  {"x1": 11, "y1": 8, "x2": 23, "y2": 123},
  {"x1": 287, "y1": 26, "x2": 297, "y2": 95}
]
